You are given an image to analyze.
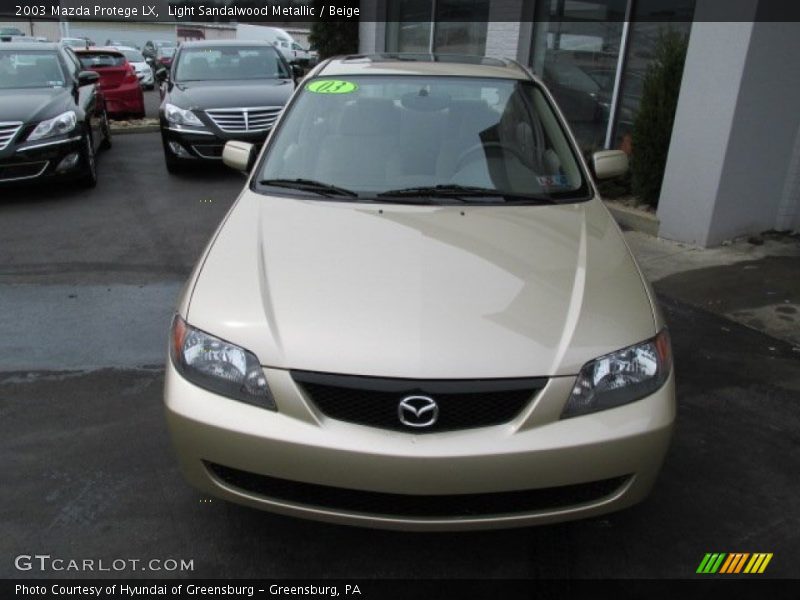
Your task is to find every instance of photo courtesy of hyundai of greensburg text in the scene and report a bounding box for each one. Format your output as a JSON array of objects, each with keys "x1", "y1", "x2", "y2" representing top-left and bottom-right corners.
[{"x1": 1, "y1": 1, "x2": 799, "y2": 599}]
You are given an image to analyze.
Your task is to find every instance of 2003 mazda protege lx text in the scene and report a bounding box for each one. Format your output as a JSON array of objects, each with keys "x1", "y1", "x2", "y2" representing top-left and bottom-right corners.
[{"x1": 163, "y1": 55, "x2": 675, "y2": 530}]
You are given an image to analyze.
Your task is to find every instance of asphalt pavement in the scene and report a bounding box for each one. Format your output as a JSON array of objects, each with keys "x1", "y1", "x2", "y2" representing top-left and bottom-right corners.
[{"x1": 0, "y1": 132, "x2": 798, "y2": 579}]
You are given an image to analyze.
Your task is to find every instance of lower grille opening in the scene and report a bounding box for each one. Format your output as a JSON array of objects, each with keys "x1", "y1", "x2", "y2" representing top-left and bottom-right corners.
[
  {"x1": 206, "y1": 462, "x2": 630, "y2": 518},
  {"x1": 0, "y1": 161, "x2": 48, "y2": 181}
]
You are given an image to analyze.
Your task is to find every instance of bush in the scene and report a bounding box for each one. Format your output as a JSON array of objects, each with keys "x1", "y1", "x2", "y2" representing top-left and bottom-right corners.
[
  {"x1": 631, "y1": 30, "x2": 689, "y2": 207},
  {"x1": 308, "y1": 21, "x2": 359, "y2": 60}
]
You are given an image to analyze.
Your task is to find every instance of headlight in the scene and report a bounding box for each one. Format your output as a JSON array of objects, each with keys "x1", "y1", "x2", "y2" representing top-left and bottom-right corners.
[
  {"x1": 562, "y1": 329, "x2": 672, "y2": 419},
  {"x1": 164, "y1": 103, "x2": 204, "y2": 128},
  {"x1": 170, "y1": 315, "x2": 276, "y2": 410},
  {"x1": 27, "y1": 110, "x2": 77, "y2": 141}
]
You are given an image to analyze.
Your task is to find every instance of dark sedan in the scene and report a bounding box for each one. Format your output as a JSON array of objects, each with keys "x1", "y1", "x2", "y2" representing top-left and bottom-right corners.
[
  {"x1": 157, "y1": 40, "x2": 296, "y2": 173},
  {"x1": 0, "y1": 43, "x2": 111, "y2": 188}
]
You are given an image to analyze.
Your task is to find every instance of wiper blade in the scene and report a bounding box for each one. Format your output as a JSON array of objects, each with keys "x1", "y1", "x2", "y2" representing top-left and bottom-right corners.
[
  {"x1": 258, "y1": 178, "x2": 359, "y2": 198},
  {"x1": 377, "y1": 184, "x2": 561, "y2": 204},
  {"x1": 377, "y1": 184, "x2": 502, "y2": 199}
]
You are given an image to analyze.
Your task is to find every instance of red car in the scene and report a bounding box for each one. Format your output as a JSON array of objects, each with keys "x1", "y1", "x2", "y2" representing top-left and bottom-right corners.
[{"x1": 75, "y1": 48, "x2": 145, "y2": 119}]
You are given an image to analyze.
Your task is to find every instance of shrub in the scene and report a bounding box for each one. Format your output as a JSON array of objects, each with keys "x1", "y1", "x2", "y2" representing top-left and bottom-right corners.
[{"x1": 631, "y1": 30, "x2": 689, "y2": 207}]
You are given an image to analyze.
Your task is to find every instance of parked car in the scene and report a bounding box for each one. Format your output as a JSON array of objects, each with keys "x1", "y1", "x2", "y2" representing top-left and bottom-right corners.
[
  {"x1": 142, "y1": 39, "x2": 174, "y2": 64},
  {"x1": 157, "y1": 40, "x2": 297, "y2": 172},
  {"x1": 113, "y1": 46, "x2": 154, "y2": 90},
  {"x1": 75, "y1": 47, "x2": 145, "y2": 119},
  {"x1": 154, "y1": 45, "x2": 176, "y2": 70},
  {"x1": 0, "y1": 43, "x2": 111, "y2": 188},
  {"x1": 60, "y1": 38, "x2": 91, "y2": 50},
  {"x1": 0, "y1": 26, "x2": 26, "y2": 43},
  {"x1": 164, "y1": 54, "x2": 674, "y2": 530},
  {"x1": 285, "y1": 41, "x2": 318, "y2": 67},
  {"x1": 106, "y1": 39, "x2": 140, "y2": 50}
]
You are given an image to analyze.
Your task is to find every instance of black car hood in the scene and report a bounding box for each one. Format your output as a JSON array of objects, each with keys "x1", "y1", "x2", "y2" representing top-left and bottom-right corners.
[
  {"x1": 0, "y1": 87, "x2": 75, "y2": 123},
  {"x1": 167, "y1": 79, "x2": 294, "y2": 110}
]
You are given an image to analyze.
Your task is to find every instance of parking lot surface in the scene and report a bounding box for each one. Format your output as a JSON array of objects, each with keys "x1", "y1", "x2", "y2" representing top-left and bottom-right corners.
[{"x1": 1, "y1": 133, "x2": 798, "y2": 579}]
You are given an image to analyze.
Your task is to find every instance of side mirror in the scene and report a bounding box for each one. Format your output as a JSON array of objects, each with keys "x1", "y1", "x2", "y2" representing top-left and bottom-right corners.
[
  {"x1": 223, "y1": 141, "x2": 256, "y2": 172},
  {"x1": 155, "y1": 66, "x2": 168, "y2": 83},
  {"x1": 592, "y1": 150, "x2": 629, "y2": 180},
  {"x1": 77, "y1": 70, "x2": 99, "y2": 86}
]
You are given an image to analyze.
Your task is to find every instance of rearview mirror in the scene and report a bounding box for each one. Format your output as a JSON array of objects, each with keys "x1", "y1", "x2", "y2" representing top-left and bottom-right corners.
[
  {"x1": 223, "y1": 141, "x2": 256, "y2": 172},
  {"x1": 77, "y1": 70, "x2": 99, "y2": 86},
  {"x1": 592, "y1": 150, "x2": 629, "y2": 180}
]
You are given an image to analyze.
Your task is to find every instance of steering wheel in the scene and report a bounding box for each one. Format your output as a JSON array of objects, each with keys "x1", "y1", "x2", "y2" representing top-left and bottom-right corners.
[{"x1": 454, "y1": 141, "x2": 529, "y2": 174}]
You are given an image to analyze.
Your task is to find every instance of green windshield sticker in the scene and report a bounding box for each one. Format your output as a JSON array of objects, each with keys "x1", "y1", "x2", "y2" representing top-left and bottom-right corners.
[{"x1": 307, "y1": 80, "x2": 358, "y2": 94}]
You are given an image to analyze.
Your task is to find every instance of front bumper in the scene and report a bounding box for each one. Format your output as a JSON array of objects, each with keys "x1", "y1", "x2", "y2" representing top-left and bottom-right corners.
[
  {"x1": 165, "y1": 361, "x2": 675, "y2": 530},
  {"x1": 104, "y1": 84, "x2": 145, "y2": 117},
  {"x1": 0, "y1": 135, "x2": 85, "y2": 185},
  {"x1": 161, "y1": 124, "x2": 267, "y2": 161}
]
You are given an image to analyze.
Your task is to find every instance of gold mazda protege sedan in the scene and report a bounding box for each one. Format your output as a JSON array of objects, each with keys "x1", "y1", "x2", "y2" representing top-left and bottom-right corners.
[{"x1": 164, "y1": 54, "x2": 674, "y2": 530}]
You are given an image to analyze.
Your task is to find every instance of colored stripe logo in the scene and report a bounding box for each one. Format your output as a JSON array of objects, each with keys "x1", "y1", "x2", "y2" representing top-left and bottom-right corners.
[{"x1": 697, "y1": 553, "x2": 773, "y2": 574}]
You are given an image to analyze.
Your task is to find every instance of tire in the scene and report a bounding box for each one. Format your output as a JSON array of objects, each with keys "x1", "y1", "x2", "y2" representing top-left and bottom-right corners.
[
  {"x1": 78, "y1": 133, "x2": 97, "y2": 188},
  {"x1": 99, "y1": 109, "x2": 112, "y2": 151}
]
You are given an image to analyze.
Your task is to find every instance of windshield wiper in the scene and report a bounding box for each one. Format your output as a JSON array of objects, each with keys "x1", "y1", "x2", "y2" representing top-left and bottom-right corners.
[
  {"x1": 380, "y1": 185, "x2": 567, "y2": 205},
  {"x1": 258, "y1": 178, "x2": 359, "y2": 198},
  {"x1": 377, "y1": 184, "x2": 501, "y2": 200}
]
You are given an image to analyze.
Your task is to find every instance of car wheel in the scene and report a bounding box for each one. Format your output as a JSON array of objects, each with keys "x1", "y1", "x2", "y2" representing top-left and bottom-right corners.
[
  {"x1": 99, "y1": 110, "x2": 112, "y2": 151},
  {"x1": 79, "y1": 133, "x2": 98, "y2": 188}
]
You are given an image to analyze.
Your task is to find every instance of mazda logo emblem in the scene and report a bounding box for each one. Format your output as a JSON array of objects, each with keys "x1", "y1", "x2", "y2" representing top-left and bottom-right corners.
[{"x1": 398, "y1": 395, "x2": 438, "y2": 428}]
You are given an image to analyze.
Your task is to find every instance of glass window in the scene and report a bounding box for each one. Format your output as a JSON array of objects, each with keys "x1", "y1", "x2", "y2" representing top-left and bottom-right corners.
[
  {"x1": 386, "y1": 0, "x2": 488, "y2": 55},
  {"x1": 386, "y1": 0, "x2": 433, "y2": 53},
  {"x1": 256, "y1": 75, "x2": 588, "y2": 203},
  {"x1": 613, "y1": 0, "x2": 695, "y2": 147},
  {"x1": 77, "y1": 52, "x2": 126, "y2": 69},
  {"x1": 0, "y1": 50, "x2": 66, "y2": 89},
  {"x1": 530, "y1": 0, "x2": 627, "y2": 151},
  {"x1": 174, "y1": 46, "x2": 289, "y2": 81},
  {"x1": 434, "y1": 0, "x2": 488, "y2": 55}
]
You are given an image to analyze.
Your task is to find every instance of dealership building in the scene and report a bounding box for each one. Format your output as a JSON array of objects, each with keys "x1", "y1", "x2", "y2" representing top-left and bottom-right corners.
[{"x1": 360, "y1": 0, "x2": 800, "y2": 246}]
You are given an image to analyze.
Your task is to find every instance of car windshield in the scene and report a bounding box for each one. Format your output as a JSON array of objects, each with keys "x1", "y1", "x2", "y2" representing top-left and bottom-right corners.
[
  {"x1": 78, "y1": 52, "x2": 125, "y2": 68},
  {"x1": 120, "y1": 49, "x2": 145, "y2": 62},
  {"x1": 256, "y1": 75, "x2": 588, "y2": 203},
  {"x1": 0, "y1": 50, "x2": 65, "y2": 89},
  {"x1": 159, "y1": 47, "x2": 176, "y2": 57},
  {"x1": 1, "y1": 27, "x2": 24, "y2": 36},
  {"x1": 175, "y1": 46, "x2": 289, "y2": 81}
]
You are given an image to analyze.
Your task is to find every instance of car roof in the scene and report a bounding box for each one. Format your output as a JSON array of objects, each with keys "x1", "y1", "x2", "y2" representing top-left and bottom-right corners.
[
  {"x1": 1, "y1": 42, "x2": 60, "y2": 51},
  {"x1": 75, "y1": 47, "x2": 125, "y2": 56},
  {"x1": 178, "y1": 40, "x2": 275, "y2": 49},
  {"x1": 317, "y1": 54, "x2": 532, "y2": 81}
]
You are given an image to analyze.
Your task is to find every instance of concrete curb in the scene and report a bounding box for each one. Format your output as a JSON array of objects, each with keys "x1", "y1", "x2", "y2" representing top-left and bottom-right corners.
[{"x1": 606, "y1": 201, "x2": 660, "y2": 236}]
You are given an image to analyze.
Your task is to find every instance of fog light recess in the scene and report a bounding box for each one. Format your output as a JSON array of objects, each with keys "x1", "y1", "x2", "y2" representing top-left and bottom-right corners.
[{"x1": 55, "y1": 152, "x2": 80, "y2": 173}]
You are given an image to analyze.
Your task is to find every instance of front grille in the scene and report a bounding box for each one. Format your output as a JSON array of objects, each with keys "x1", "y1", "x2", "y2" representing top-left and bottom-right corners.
[
  {"x1": 0, "y1": 160, "x2": 48, "y2": 182},
  {"x1": 206, "y1": 462, "x2": 630, "y2": 518},
  {"x1": 205, "y1": 106, "x2": 282, "y2": 132},
  {"x1": 292, "y1": 370, "x2": 546, "y2": 433},
  {"x1": 0, "y1": 122, "x2": 23, "y2": 151}
]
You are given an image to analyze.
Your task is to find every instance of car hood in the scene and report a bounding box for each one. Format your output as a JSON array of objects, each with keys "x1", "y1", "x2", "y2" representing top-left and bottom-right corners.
[
  {"x1": 167, "y1": 79, "x2": 294, "y2": 110},
  {"x1": 0, "y1": 87, "x2": 74, "y2": 123},
  {"x1": 187, "y1": 195, "x2": 657, "y2": 379}
]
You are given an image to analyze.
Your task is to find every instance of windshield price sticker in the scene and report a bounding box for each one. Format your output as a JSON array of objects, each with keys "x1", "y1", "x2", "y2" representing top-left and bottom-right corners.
[{"x1": 307, "y1": 80, "x2": 358, "y2": 94}]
